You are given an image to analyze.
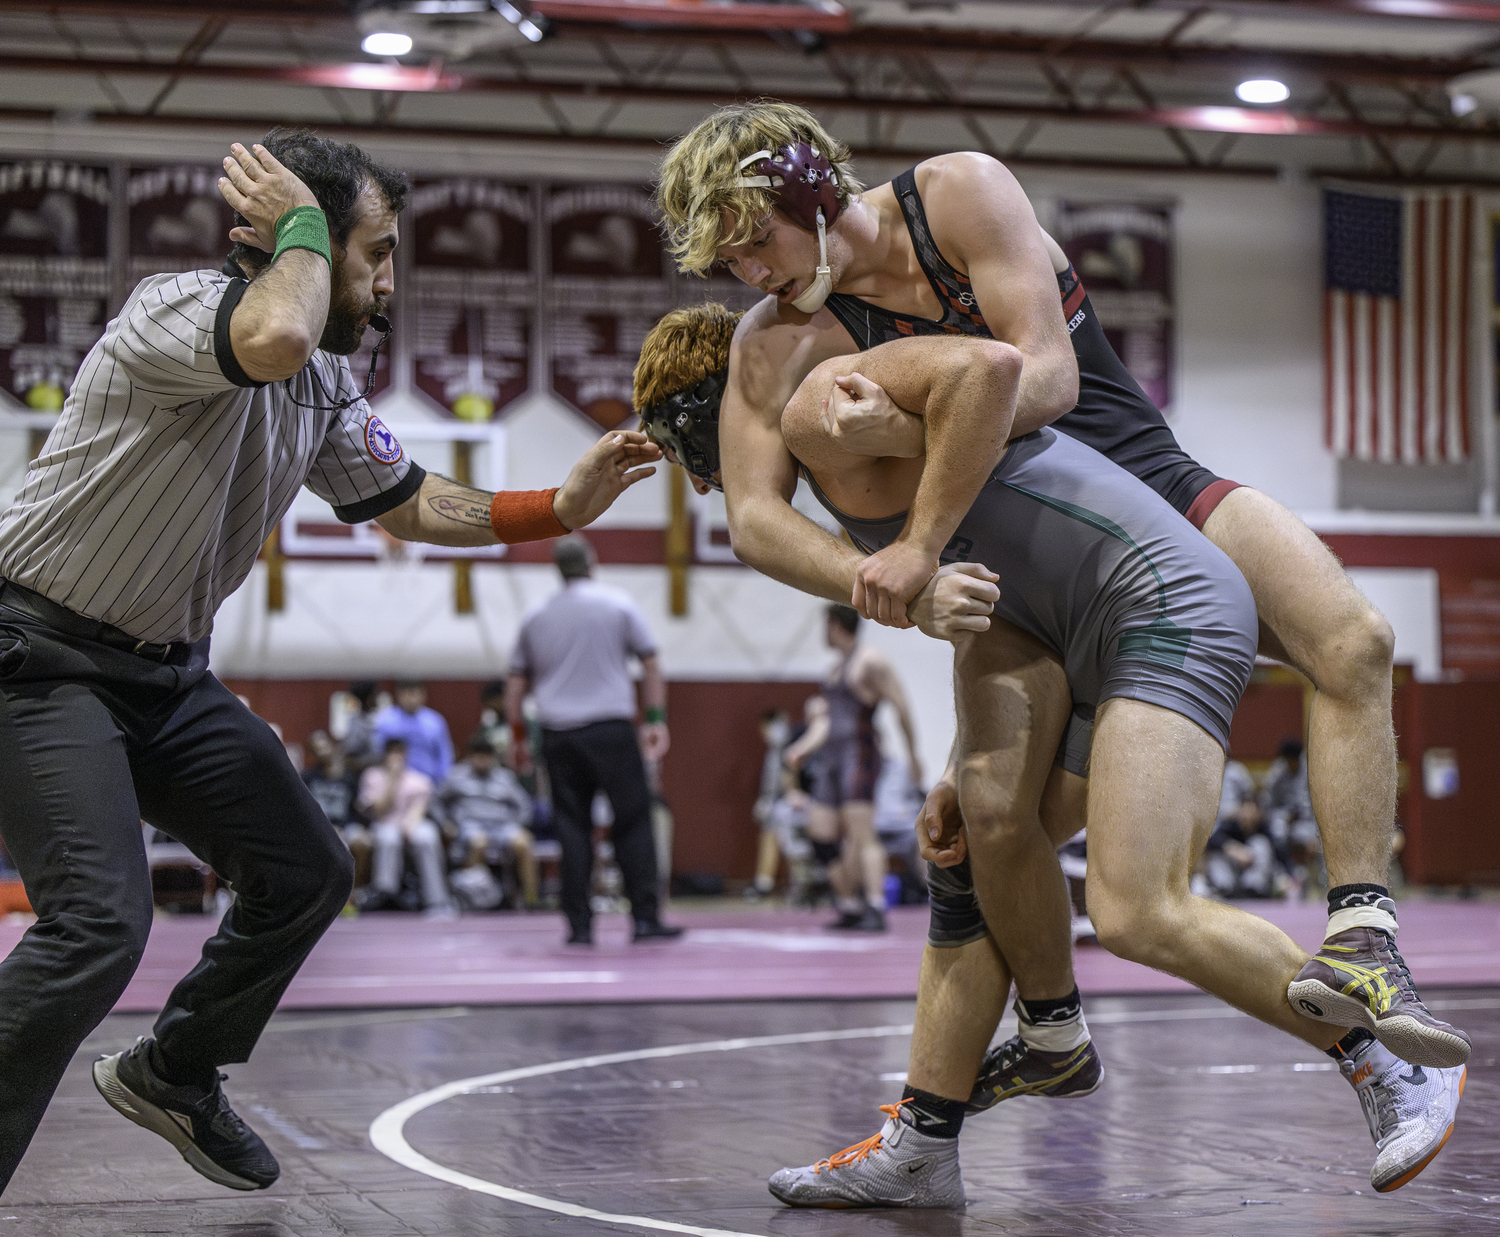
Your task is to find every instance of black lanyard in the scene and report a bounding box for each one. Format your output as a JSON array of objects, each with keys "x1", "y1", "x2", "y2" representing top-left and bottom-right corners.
[{"x1": 279, "y1": 314, "x2": 391, "y2": 414}]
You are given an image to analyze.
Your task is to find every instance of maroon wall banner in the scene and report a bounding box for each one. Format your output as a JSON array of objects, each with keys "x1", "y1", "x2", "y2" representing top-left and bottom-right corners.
[
  {"x1": 1055, "y1": 201, "x2": 1175, "y2": 414},
  {"x1": 126, "y1": 164, "x2": 235, "y2": 284},
  {"x1": 547, "y1": 184, "x2": 672, "y2": 430},
  {"x1": 0, "y1": 161, "x2": 110, "y2": 410},
  {"x1": 408, "y1": 177, "x2": 533, "y2": 419}
]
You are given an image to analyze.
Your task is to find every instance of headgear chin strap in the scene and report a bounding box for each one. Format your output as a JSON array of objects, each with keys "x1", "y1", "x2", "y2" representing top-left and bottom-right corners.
[
  {"x1": 736, "y1": 142, "x2": 842, "y2": 314},
  {"x1": 640, "y1": 370, "x2": 727, "y2": 492}
]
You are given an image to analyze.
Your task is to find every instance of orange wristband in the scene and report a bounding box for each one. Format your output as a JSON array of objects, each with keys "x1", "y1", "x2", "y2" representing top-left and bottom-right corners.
[{"x1": 490, "y1": 488, "x2": 567, "y2": 543}]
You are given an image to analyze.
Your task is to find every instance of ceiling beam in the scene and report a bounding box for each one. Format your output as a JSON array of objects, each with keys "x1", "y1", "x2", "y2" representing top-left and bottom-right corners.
[
  {"x1": 4, "y1": 52, "x2": 1496, "y2": 145},
  {"x1": 0, "y1": 3, "x2": 1486, "y2": 83},
  {"x1": 12, "y1": 103, "x2": 1500, "y2": 184},
  {"x1": 0, "y1": 0, "x2": 349, "y2": 14},
  {"x1": 527, "y1": 22, "x2": 1490, "y2": 85},
  {"x1": 0, "y1": 0, "x2": 1494, "y2": 43},
  {"x1": 531, "y1": 0, "x2": 849, "y2": 32},
  {"x1": 0, "y1": 104, "x2": 1291, "y2": 176},
  {"x1": 1006, "y1": 0, "x2": 1500, "y2": 21}
]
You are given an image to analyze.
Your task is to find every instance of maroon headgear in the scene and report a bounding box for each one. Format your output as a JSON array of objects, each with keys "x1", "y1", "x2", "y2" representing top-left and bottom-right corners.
[{"x1": 734, "y1": 142, "x2": 842, "y2": 231}]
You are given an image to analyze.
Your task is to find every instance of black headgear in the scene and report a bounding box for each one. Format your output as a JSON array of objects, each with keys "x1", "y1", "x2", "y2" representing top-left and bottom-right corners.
[{"x1": 640, "y1": 370, "x2": 727, "y2": 491}]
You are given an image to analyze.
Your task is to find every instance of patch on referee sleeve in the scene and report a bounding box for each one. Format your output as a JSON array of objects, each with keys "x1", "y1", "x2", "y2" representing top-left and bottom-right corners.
[{"x1": 365, "y1": 415, "x2": 403, "y2": 465}]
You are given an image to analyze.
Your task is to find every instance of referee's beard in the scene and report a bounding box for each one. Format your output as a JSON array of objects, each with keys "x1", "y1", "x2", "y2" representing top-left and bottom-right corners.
[{"x1": 319, "y1": 264, "x2": 388, "y2": 357}]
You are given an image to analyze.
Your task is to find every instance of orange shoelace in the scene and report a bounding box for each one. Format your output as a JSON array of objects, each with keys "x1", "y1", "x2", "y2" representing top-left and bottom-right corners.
[{"x1": 812, "y1": 1101, "x2": 910, "y2": 1174}]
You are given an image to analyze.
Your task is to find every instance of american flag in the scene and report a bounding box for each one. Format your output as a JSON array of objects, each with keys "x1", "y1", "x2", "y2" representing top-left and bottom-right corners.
[{"x1": 1324, "y1": 189, "x2": 1473, "y2": 464}]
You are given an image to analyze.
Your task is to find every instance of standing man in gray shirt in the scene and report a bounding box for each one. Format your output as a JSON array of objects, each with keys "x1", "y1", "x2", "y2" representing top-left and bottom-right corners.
[
  {"x1": 0, "y1": 128, "x2": 660, "y2": 1198},
  {"x1": 506, "y1": 536, "x2": 682, "y2": 945}
]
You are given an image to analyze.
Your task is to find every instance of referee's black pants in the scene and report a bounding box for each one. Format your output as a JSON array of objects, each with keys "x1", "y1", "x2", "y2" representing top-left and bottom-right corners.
[
  {"x1": 541, "y1": 719, "x2": 660, "y2": 936},
  {"x1": 0, "y1": 607, "x2": 353, "y2": 1193}
]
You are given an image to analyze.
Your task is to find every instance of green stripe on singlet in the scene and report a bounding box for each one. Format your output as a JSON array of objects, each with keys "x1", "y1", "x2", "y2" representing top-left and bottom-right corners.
[{"x1": 1002, "y1": 482, "x2": 1193, "y2": 670}]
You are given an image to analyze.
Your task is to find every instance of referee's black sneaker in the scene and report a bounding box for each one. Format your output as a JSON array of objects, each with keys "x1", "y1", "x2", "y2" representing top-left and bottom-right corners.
[
  {"x1": 92, "y1": 1037, "x2": 279, "y2": 1191},
  {"x1": 632, "y1": 919, "x2": 685, "y2": 942}
]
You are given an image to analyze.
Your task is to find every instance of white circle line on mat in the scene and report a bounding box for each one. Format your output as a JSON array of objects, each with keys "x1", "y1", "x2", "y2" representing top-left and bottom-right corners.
[{"x1": 369, "y1": 1023, "x2": 915, "y2": 1237}]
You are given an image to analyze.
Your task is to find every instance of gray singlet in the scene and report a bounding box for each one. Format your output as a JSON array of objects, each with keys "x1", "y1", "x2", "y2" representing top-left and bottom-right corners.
[
  {"x1": 812, "y1": 656, "x2": 882, "y2": 808},
  {"x1": 802, "y1": 427, "x2": 1258, "y2": 757}
]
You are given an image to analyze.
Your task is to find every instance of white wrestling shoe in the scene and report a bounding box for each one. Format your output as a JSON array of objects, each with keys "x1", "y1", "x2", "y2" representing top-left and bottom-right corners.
[
  {"x1": 1340, "y1": 1036, "x2": 1465, "y2": 1192},
  {"x1": 767, "y1": 1101, "x2": 966, "y2": 1209}
]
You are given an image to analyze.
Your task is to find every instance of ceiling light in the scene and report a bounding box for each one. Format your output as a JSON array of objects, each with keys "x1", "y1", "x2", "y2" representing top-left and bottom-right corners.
[
  {"x1": 1235, "y1": 79, "x2": 1290, "y2": 105},
  {"x1": 490, "y1": 1, "x2": 547, "y2": 42},
  {"x1": 1446, "y1": 69, "x2": 1500, "y2": 118},
  {"x1": 361, "y1": 31, "x2": 414, "y2": 56}
]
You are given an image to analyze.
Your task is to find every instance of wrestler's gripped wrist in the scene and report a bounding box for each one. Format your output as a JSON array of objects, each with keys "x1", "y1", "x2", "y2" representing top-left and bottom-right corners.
[{"x1": 893, "y1": 529, "x2": 946, "y2": 561}]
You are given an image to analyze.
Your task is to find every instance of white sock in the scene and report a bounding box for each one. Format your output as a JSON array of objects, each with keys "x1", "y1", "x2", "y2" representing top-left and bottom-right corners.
[
  {"x1": 1327, "y1": 904, "x2": 1398, "y2": 939},
  {"x1": 1017, "y1": 1008, "x2": 1091, "y2": 1053}
]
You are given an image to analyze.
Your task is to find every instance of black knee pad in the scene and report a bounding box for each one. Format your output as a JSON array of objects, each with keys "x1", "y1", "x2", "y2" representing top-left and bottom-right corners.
[
  {"x1": 926, "y1": 858, "x2": 989, "y2": 948},
  {"x1": 811, "y1": 840, "x2": 842, "y2": 865}
]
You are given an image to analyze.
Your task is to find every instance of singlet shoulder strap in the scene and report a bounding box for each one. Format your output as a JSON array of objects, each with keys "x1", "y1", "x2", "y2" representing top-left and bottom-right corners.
[
  {"x1": 822, "y1": 165, "x2": 993, "y2": 347},
  {"x1": 894, "y1": 167, "x2": 991, "y2": 334},
  {"x1": 895, "y1": 170, "x2": 970, "y2": 298}
]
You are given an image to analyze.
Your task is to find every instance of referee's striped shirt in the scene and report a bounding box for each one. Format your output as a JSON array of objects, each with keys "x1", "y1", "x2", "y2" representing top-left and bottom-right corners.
[{"x1": 0, "y1": 269, "x2": 425, "y2": 645}]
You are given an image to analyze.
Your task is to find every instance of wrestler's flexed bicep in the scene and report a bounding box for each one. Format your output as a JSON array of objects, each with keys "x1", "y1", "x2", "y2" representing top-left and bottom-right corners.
[
  {"x1": 718, "y1": 316, "x2": 866, "y2": 602},
  {"x1": 720, "y1": 329, "x2": 806, "y2": 512},
  {"x1": 917, "y1": 154, "x2": 1077, "y2": 434}
]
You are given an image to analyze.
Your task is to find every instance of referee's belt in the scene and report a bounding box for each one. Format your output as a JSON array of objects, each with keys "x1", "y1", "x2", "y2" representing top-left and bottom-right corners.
[{"x1": 0, "y1": 580, "x2": 186, "y2": 663}]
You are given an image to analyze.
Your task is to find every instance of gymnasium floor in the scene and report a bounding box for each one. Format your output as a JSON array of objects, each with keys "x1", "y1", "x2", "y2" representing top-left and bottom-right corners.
[
  {"x1": 11, "y1": 898, "x2": 1493, "y2": 1012},
  {"x1": 7, "y1": 990, "x2": 1497, "y2": 1236},
  {"x1": 3, "y1": 902, "x2": 1497, "y2": 1235}
]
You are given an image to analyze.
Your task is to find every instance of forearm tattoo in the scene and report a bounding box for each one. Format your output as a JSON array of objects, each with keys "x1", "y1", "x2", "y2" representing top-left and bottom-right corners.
[
  {"x1": 427, "y1": 495, "x2": 490, "y2": 526},
  {"x1": 425, "y1": 478, "x2": 493, "y2": 527}
]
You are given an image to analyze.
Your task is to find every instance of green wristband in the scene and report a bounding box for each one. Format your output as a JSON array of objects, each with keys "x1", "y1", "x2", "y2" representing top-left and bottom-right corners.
[
  {"x1": 644, "y1": 706, "x2": 666, "y2": 724},
  {"x1": 273, "y1": 205, "x2": 331, "y2": 269}
]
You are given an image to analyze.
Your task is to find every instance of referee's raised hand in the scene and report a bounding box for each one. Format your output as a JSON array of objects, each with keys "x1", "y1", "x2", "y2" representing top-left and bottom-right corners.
[
  {"x1": 218, "y1": 143, "x2": 320, "y2": 253},
  {"x1": 552, "y1": 430, "x2": 663, "y2": 531}
]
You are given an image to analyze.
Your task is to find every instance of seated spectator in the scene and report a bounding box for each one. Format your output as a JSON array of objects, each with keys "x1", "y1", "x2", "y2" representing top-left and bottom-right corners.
[
  {"x1": 341, "y1": 680, "x2": 384, "y2": 771},
  {"x1": 748, "y1": 708, "x2": 791, "y2": 899},
  {"x1": 477, "y1": 679, "x2": 510, "y2": 758},
  {"x1": 766, "y1": 763, "x2": 817, "y2": 906},
  {"x1": 357, "y1": 739, "x2": 453, "y2": 917},
  {"x1": 303, "y1": 729, "x2": 369, "y2": 890},
  {"x1": 872, "y1": 755, "x2": 928, "y2": 906},
  {"x1": 439, "y1": 733, "x2": 539, "y2": 910},
  {"x1": 1262, "y1": 737, "x2": 1321, "y2": 884},
  {"x1": 1204, "y1": 758, "x2": 1291, "y2": 899},
  {"x1": 374, "y1": 680, "x2": 454, "y2": 785}
]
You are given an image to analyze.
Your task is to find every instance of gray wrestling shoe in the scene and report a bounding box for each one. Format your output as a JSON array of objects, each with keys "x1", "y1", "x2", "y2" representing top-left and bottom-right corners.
[
  {"x1": 768, "y1": 1101, "x2": 965, "y2": 1209},
  {"x1": 966, "y1": 1033, "x2": 1104, "y2": 1113},
  {"x1": 1288, "y1": 927, "x2": 1470, "y2": 1068},
  {"x1": 1340, "y1": 1037, "x2": 1465, "y2": 1192},
  {"x1": 93, "y1": 1037, "x2": 279, "y2": 1191}
]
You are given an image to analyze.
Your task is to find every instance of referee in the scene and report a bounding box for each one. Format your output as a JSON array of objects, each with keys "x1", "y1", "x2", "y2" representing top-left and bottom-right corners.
[{"x1": 0, "y1": 129, "x2": 659, "y2": 1196}]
